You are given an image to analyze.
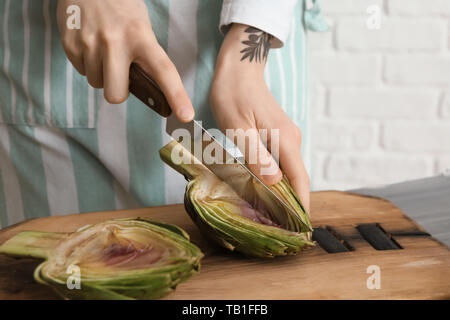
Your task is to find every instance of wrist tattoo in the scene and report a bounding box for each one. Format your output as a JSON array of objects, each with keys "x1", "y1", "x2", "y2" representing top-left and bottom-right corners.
[{"x1": 240, "y1": 27, "x2": 273, "y2": 63}]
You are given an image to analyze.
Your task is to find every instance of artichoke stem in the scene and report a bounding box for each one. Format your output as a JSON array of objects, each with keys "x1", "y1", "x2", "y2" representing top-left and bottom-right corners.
[
  {"x1": 159, "y1": 140, "x2": 208, "y2": 181},
  {"x1": 0, "y1": 231, "x2": 68, "y2": 260}
]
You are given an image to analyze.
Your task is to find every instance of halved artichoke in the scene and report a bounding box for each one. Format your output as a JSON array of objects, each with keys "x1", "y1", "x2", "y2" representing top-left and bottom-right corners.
[
  {"x1": 0, "y1": 218, "x2": 203, "y2": 300},
  {"x1": 160, "y1": 140, "x2": 314, "y2": 258}
]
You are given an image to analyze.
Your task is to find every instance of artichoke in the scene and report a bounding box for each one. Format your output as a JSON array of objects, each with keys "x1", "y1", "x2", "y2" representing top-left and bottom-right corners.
[
  {"x1": 0, "y1": 218, "x2": 203, "y2": 300},
  {"x1": 160, "y1": 140, "x2": 314, "y2": 258}
]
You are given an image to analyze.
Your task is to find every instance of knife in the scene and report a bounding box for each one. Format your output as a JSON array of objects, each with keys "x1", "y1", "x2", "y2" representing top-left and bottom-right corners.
[{"x1": 129, "y1": 63, "x2": 311, "y2": 231}]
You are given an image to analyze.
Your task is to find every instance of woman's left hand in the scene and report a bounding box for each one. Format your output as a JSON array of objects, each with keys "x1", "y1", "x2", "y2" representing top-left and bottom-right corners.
[{"x1": 210, "y1": 24, "x2": 310, "y2": 211}]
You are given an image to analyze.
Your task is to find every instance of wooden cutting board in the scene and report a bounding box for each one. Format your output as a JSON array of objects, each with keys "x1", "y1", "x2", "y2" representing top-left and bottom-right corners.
[{"x1": 0, "y1": 191, "x2": 448, "y2": 300}]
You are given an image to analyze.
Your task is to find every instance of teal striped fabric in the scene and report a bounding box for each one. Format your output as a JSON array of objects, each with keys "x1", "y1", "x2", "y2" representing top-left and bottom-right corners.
[
  {"x1": 0, "y1": 0, "x2": 96, "y2": 127},
  {"x1": 0, "y1": 0, "x2": 316, "y2": 227}
]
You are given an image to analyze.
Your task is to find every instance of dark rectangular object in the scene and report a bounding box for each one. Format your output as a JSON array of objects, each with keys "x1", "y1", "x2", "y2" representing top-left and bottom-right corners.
[
  {"x1": 356, "y1": 223, "x2": 402, "y2": 250},
  {"x1": 312, "y1": 227, "x2": 352, "y2": 253}
]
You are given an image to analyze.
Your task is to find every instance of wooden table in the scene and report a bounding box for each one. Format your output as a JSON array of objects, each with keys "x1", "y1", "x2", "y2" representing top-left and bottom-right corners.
[{"x1": 0, "y1": 191, "x2": 449, "y2": 299}]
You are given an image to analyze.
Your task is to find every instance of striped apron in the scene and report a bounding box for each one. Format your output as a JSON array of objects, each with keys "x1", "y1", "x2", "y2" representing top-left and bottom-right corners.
[{"x1": 0, "y1": 0, "x2": 325, "y2": 227}]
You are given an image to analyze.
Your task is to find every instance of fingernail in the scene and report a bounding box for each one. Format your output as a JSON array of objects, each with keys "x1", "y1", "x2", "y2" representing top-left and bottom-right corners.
[{"x1": 179, "y1": 107, "x2": 194, "y2": 122}]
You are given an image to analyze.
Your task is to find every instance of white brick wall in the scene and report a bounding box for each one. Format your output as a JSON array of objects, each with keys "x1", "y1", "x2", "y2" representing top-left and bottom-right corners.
[
  {"x1": 437, "y1": 156, "x2": 450, "y2": 176},
  {"x1": 385, "y1": 55, "x2": 450, "y2": 85},
  {"x1": 382, "y1": 123, "x2": 450, "y2": 152},
  {"x1": 325, "y1": 154, "x2": 433, "y2": 186},
  {"x1": 442, "y1": 91, "x2": 450, "y2": 118},
  {"x1": 309, "y1": 0, "x2": 450, "y2": 190},
  {"x1": 329, "y1": 88, "x2": 439, "y2": 119},
  {"x1": 387, "y1": 0, "x2": 450, "y2": 16},
  {"x1": 321, "y1": 0, "x2": 384, "y2": 14},
  {"x1": 311, "y1": 54, "x2": 381, "y2": 85}
]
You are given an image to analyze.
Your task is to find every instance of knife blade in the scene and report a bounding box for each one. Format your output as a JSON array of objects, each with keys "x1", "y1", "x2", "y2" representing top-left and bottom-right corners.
[{"x1": 129, "y1": 63, "x2": 311, "y2": 232}]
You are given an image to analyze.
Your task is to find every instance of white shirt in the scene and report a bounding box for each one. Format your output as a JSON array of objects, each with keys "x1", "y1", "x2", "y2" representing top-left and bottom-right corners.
[{"x1": 220, "y1": 0, "x2": 299, "y2": 48}]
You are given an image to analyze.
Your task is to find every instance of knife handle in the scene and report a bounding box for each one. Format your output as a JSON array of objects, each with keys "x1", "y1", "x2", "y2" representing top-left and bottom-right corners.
[{"x1": 129, "y1": 63, "x2": 172, "y2": 117}]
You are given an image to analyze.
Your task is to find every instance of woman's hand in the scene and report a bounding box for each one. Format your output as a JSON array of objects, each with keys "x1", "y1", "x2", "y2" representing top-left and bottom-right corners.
[
  {"x1": 210, "y1": 24, "x2": 310, "y2": 211},
  {"x1": 57, "y1": 0, "x2": 194, "y2": 122}
]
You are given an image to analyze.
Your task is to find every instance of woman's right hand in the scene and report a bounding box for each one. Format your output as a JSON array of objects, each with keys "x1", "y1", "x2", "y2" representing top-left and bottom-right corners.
[{"x1": 56, "y1": 0, "x2": 194, "y2": 122}]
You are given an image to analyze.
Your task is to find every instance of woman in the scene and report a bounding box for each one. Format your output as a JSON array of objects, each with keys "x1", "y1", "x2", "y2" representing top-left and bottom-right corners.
[{"x1": 0, "y1": 0, "x2": 327, "y2": 226}]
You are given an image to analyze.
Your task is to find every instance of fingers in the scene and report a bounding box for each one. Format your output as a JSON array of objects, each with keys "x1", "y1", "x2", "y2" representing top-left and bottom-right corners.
[
  {"x1": 60, "y1": 32, "x2": 86, "y2": 75},
  {"x1": 253, "y1": 136, "x2": 283, "y2": 185},
  {"x1": 228, "y1": 125, "x2": 282, "y2": 186},
  {"x1": 68, "y1": 52, "x2": 86, "y2": 76},
  {"x1": 103, "y1": 48, "x2": 131, "y2": 104},
  {"x1": 278, "y1": 127, "x2": 311, "y2": 213},
  {"x1": 58, "y1": 5, "x2": 192, "y2": 113},
  {"x1": 283, "y1": 154, "x2": 310, "y2": 214},
  {"x1": 228, "y1": 121, "x2": 310, "y2": 212},
  {"x1": 83, "y1": 42, "x2": 103, "y2": 89},
  {"x1": 135, "y1": 45, "x2": 194, "y2": 122}
]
